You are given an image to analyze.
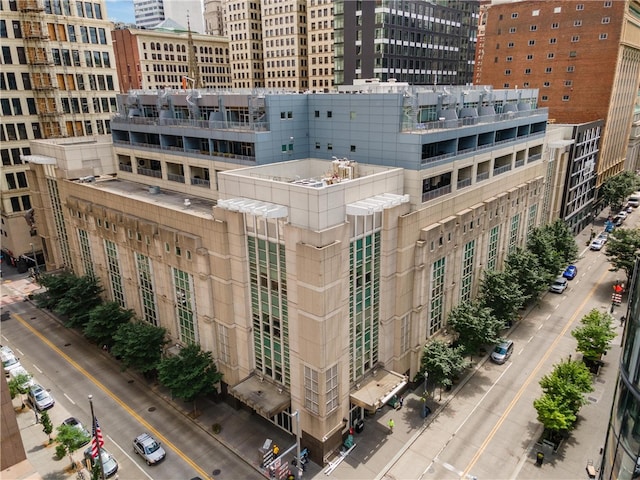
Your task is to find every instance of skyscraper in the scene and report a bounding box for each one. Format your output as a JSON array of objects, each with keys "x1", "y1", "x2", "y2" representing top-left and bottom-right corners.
[
  {"x1": 0, "y1": 0, "x2": 119, "y2": 269},
  {"x1": 133, "y1": 0, "x2": 204, "y2": 33}
]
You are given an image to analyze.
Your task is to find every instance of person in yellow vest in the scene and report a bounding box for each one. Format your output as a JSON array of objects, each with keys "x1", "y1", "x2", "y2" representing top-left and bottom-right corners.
[
  {"x1": 273, "y1": 444, "x2": 280, "y2": 457},
  {"x1": 387, "y1": 418, "x2": 395, "y2": 433}
]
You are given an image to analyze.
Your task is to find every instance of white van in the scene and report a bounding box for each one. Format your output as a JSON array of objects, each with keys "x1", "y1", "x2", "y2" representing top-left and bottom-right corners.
[{"x1": 628, "y1": 192, "x2": 640, "y2": 208}]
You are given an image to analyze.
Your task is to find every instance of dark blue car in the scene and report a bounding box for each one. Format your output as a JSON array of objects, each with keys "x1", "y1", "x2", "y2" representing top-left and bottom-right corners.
[{"x1": 563, "y1": 265, "x2": 578, "y2": 280}]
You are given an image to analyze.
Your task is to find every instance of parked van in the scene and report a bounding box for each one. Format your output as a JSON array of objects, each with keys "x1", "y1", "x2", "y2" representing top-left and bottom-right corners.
[
  {"x1": 490, "y1": 340, "x2": 514, "y2": 364},
  {"x1": 628, "y1": 192, "x2": 640, "y2": 208}
]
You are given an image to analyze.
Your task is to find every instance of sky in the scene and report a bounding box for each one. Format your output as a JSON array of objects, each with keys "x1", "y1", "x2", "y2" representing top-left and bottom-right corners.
[{"x1": 105, "y1": 0, "x2": 135, "y2": 24}]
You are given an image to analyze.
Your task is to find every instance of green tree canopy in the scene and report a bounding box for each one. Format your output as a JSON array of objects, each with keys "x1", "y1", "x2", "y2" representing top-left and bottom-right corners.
[
  {"x1": 416, "y1": 339, "x2": 469, "y2": 399},
  {"x1": 447, "y1": 301, "x2": 504, "y2": 358},
  {"x1": 533, "y1": 393, "x2": 577, "y2": 439},
  {"x1": 526, "y1": 220, "x2": 578, "y2": 278},
  {"x1": 571, "y1": 309, "x2": 617, "y2": 362},
  {"x1": 111, "y1": 322, "x2": 167, "y2": 375},
  {"x1": 41, "y1": 410, "x2": 54, "y2": 442},
  {"x1": 478, "y1": 269, "x2": 524, "y2": 325},
  {"x1": 56, "y1": 423, "x2": 88, "y2": 466},
  {"x1": 600, "y1": 171, "x2": 640, "y2": 210},
  {"x1": 157, "y1": 343, "x2": 223, "y2": 414},
  {"x1": 84, "y1": 302, "x2": 135, "y2": 349},
  {"x1": 7, "y1": 373, "x2": 31, "y2": 403},
  {"x1": 539, "y1": 359, "x2": 593, "y2": 414},
  {"x1": 504, "y1": 247, "x2": 549, "y2": 302},
  {"x1": 604, "y1": 228, "x2": 640, "y2": 283},
  {"x1": 33, "y1": 271, "x2": 78, "y2": 310},
  {"x1": 54, "y1": 275, "x2": 103, "y2": 328}
]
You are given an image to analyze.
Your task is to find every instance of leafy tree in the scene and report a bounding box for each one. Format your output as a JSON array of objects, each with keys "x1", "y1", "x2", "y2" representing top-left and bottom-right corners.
[
  {"x1": 478, "y1": 269, "x2": 524, "y2": 326},
  {"x1": 526, "y1": 220, "x2": 578, "y2": 279},
  {"x1": 33, "y1": 271, "x2": 78, "y2": 310},
  {"x1": 55, "y1": 275, "x2": 103, "y2": 329},
  {"x1": 571, "y1": 309, "x2": 617, "y2": 362},
  {"x1": 604, "y1": 228, "x2": 640, "y2": 283},
  {"x1": 416, "y1": 339, "x2": 469, "y2": 400},
  {"x1": 8, "y1": 373, "x2": 31, "y2": 407},
  {"x1": 599, "y1": 171, "x2": 640, "y2": 211},
  {"x1": 111, "y1": 322, "x2": 167, "y2": 375},
  {"x1": 446, "y1": 301, "x2": 504, "y2": 359},
  {"x1": 504, "y1": 247, "x2": 549, "y2": 302},
  {"x1": 56, "y1": 423, "x2": 90, "y2": 452},
  {"x1": 158, "y1": 343, "x2": 223, "y2": 415},
  {"x1": 84, "y1": 302, "x2": 135, "y2": 349},
  {"x1": 41, "y1": 410, "x2": 53, "y2": 442},
  {"x1": 533, "y1": 393, "x2": 576, "y2": 442},
  {"x1": 539, "y1": 359, "x2": 593, "y2": 414}
]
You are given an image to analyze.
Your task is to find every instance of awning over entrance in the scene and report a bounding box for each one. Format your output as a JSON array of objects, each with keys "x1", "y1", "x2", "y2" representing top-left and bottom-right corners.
[
  {"x1": 230, "y1": 374, "x2": 291, "y2": 418},
  {"x1": 349, "y1": 370, "x2": 408, "y2": 411}
]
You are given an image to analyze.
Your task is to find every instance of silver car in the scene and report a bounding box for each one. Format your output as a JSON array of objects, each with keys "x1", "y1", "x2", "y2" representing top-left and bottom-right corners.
[
  {"x1": 549, "y1": 277, "x2": 568, "y2": 294},
  {"x1": 84, "y1": 447, "x2": 119, "y2": 477},
  {"x1": 27, "y1": 384, "x2": 55, "y2": 411},
  {"x1": 133, "y1": 433, "x2": 166, "y2": 465}
]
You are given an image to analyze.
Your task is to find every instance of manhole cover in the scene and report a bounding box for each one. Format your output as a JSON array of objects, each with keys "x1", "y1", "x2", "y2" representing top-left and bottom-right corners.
[
  {"x1": 212, "y1": 469, "x2": 221, "y2": 475},
  {"x1": 148, "y1": 406, "x2": 156, "y2": 412}
]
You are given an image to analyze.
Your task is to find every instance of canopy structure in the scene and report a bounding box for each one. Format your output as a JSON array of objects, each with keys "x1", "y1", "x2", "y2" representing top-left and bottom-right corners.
[
  {"x1": 349, "y1": 369, "x2": 408, "y2": 411},
  {"x1": 230, "y1": 374, "x2": 291, "y2": 418}
]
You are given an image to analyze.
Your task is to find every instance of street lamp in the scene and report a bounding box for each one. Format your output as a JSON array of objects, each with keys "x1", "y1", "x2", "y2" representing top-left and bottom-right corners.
[
  {"x1": 424, "y1": 372, "x2": 429, "y2": 396},
  {"x1": 88, "y1": 395, "x2": 106, "y2": 480}
]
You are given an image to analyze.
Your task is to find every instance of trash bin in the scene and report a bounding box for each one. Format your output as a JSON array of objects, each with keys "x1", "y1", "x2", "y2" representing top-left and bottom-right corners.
[
  {"x1": 355, "y1": 419, "x2": 364, "y2": 433},
  {"x1": 536, "y1": 452, "x2": 544, "y2": 466}
]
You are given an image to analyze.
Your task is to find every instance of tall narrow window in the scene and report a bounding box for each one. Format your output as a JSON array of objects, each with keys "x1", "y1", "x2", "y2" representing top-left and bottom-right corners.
[
  {"x1": 460, "y1": 240, "x2": 475, "y2": 302},
  {"x1": 326, "y1": 364, "x2": 339, "y2": 413},
  {"x1": 508, "y1": 213, "x2": 521, "y2": 253},
  {"x1": 77, "y1": 229, "x2": 94, "y2": 278},
  {"x1": 136, "y1": 252, "x2": 158, "y2": 325},
  {"x1": 173, "y1": 267, "x2": 197, "y2": 344},
  {"x1": 304, "y1": 365, "x2": 319, "y2": 414},
  {"x1": 487, "y1": 225, "x2": 500, "y2": 271},
  {"x1": 430, "y1": 257, "x2": 446, "y2": 336},
  {"x1": 104, "y1": 239, "x2": 125, "y2": 306}
]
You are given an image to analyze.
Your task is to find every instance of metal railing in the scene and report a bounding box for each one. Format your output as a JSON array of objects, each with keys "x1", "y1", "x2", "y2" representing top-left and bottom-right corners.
[
  {"x1": 137, "y1": 167, "x2": 162, "y2": 178},
  {"x1": 191, "y1": 177, "x2": 210, "y2": 187},
  {"x1": 119, "y1": 163, "x2": 133, "y2": 172},
  {"x1": 422, "y1": 184, "x2": 452, "y2": 203},
  {"x1": 167, "y1": 173, "x2": 185, "y2": 183}
]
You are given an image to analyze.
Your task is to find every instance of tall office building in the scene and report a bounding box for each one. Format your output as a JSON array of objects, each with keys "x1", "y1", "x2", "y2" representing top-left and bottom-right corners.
[
  {"x1": 224, "y1": 0, "x2": 264, "y2": 89},
  {"x1": 334, "y1": 0, "x2": 479, "y2": 86},
  {"x1": 203, "y1": 0, "x2": 225, "y2": 36},
  {"x1": 599, "y1": 257, "x2": 640, "y2": 480},
  {"x1": 26, "y1": 83, "x2": 548, "y2": 461},
  {"x1": 0, "y1": 0, "x2": 119, "y2": 269},
  {"x1": 474, "y1": 0, "x2": 640, "y2": 191},
  {"x1": 308, "y1": 0, "x2": 334, "y2": 92},
  {"x1": 133, "y1": 0, "x2": 205, "y2": 33}
]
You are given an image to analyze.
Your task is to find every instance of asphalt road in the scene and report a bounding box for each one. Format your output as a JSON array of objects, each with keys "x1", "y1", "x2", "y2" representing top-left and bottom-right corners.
[{"x1": 1, "y1": 296, "x2": 258, "y2": 480}]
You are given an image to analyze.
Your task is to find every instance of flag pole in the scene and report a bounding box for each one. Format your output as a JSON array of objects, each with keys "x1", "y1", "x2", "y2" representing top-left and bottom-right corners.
[{"x1": 88, "y1": 394, "x2": 106, "y2": 480}]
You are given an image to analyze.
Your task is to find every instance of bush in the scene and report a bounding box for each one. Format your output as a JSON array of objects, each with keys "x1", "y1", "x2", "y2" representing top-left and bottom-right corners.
[{"x1": 55, "y1": 444, "x2": 67, "y2": 460}]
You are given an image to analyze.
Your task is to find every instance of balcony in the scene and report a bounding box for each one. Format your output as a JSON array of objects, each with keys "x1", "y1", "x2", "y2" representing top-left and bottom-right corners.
[
  {"x1": 138, "y1": 167, "x2": 162, "y2": 178},
  {"x1": 112, "y1": 115, "x2": 269, "y2": 132},
  {"x1": 457, "y1": 178, "x2": 472, "y2": 190},
  {"x1": 119, "y1": 163, "x2": 133, "y2": 172},
  {"x1": 422, "y1": 184, "x2": 452, "y2": 203},
  {"x1": 191, "y1": 177, "x2": 210, "y2": 187},
  {"x1": 493, "y1": 164, "x2": 512, "y2": 176},
  {"x1": 167, "y1": 173, "x2": 185, "y2": 183}
]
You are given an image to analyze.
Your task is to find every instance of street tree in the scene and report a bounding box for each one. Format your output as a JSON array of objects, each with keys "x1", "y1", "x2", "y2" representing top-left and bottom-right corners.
[
  {"x1": 56, "y1": 423, "x2": 88, "y2": 468},
  {"x1": 526, "y1": 220, "x2": 578, "y2": 278},
  {"x1": 157, "y1": 343, "x2": 223, "y2": 416},
  {"x1": 478, "y1": 269, "x2": 524, "y2": 326},
  {"x1": 599, "y1": 171, "x2": 640, "y2": 211},
  {"x1": 41, "y1": 410, "x2": 53, "y2": 442},
  {"x1": 533, "y1": 393, "x2": 576, "y2": 443},
  {"x1": 33, "y1": 271, "x2": 77, "y2": 310},
  {"x1": 55, "y1": 275, "x2": 103, "y2": 329},
  {"x1": 84, "y1": 302, "x2": 135, "y2": 349},
  {"x1": 8, "y1": 374, "x2": 31, "y2": 408},
  {"x1": 416, "y1": 339, "x2": 469, "y2": 400},
  {"x1": 604, "y1": 228, "x2": 640, "y2": 283},
  {"x1": 504, "y1": 247, "x2": 549, "y2": 302},
  {"x1": 446, "y1": 300, "x2": 504, "y2": 359},
  {"x1": 539, "y1": 359, "x2": 593, "y2": 415},
  {"x1": 571, "y1": 309, "x2": 617, "y2": 363},
  {"x1": 111, "y1": 322, "x2": 167, "y2": 376}
]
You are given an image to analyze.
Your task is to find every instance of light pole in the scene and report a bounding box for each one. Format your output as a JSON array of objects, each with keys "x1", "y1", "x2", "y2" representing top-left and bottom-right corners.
[
  {"x1": 88, "y1": 395, "x2": 106, "y2": 480},
  {"x1": 424, "y1": 372, "x2": 429, "y2": 396}
]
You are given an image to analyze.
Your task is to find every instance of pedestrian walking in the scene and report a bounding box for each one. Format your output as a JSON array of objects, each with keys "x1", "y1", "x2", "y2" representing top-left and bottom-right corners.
[
  {"x1": 34, "y1": 410, "x2": 39, "y2": 424},
  {"x1": 621, "y1": 315, "x2": 626, "y2": 327},
  {"x1": 399, "y1": 395, "x2": 404, "y2": 408},
  {"x1": 387, "y1": 418, "x2": 394, "y2": 433}
]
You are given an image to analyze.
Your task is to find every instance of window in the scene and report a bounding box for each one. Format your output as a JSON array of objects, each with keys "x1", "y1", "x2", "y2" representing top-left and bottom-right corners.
[
  {"x1": 567, "y1": 66, "x2": 575, "y2": 72},
  {"x1": 574, "y1": 20, "x2": 582, "y2": 27},
  {"x1": 173, "y1": 267, "x2": 197, "y2": 344},
  {"x1": 600, "y1": 33, "x2": 608, "y2": 40},
  {"x1": 326, "y1": 364, "x2": 338, "y2": 413},
  {"x1": 524, "y1": 68, "x2": 531, "y2": 74},
  {"x1": 541, "y1": 95, "x2": 548, "y2": 101},
  {"x1": 545, "y1": 67, "x2": 552, "y2": 73},
  {"x1": 506, "y1": 56, "x2": 513, "y2": 62},
  {"x1": 569, "y1": 51, "x2": 577, "y2": 57},
  {"x1": 487, "y1": 226, "x2": 500, "y2": 270},
  {"x1": 562, "y1": 95, "x2": 570, "y2": 101},
  {"x1": 2, "y1": 46, "x2": 11, "y2": 64},
  {"x1": 314, "y1": 110, "x2": 319, "y2": 117},
  {"x1": 350, "y1": 145, "x2": 356, "y2": 152},
  {"x1": 576, "y1": 3, "x2": 584, "y2": 10},
  {"x1": 530, "y1": 25, "x2": 537, "y2": 31},
  {"x1": 547, "y1": 53, "x2": 555, "y2": 59},
  {"x1": 527, "y1": 54, "x2": 533, "y2": 60},
  {"x1": 508, "y1": 42, "x2": 514, "y2": 48},
  {"x1": 104, "y1": 239, "x2": 125, "y2": 307},
  {"x1": 460, "y1": 240, "x2": 475, "y2": 302},
  {"x1": 549, "y1": 38, "x2": 557, "y2": 44},
  {"x1": 509, "y1": 27, "x2": 516, "y2": 33},
  {"x1": 327, "y1": 111, "x2": 332, "y2": 118},
  {"x1": 551, "y1": 22, "x2": 559, "y2": 29},
  {"x1": 304, "y1": 365, "x2": 319, "y2": 414},
  {"x1": 604, "y1": 1, "x2": 612, "y2": 7},
  {"x1": 315, "y1": 142, "x2": 320, "y2": 149},
  {"x1": 602, "y1": 17, "x2": 610, "y2": 24},
  {"x1": 528, "y1": 40, "x2": 535, "y2": 46},
  {"x1": 429, "y1": 257, "x2": 446, "y2": 335},
  {"x1": 543, "y1": 81, "x2": 550, "y2": 87},
  {"x1": 505, "y1": 69, "x2": 511, "y2": 75},
  {"x1": 511, "y1": 12, "x2": 518, "y2": 18},
  {"x1": 571, "y1": 35, "x2": 579, "y2": 42},
  {"x1": 217, "y1": 323, "x2": 230, "y2": 364},
  {"x1": 327, "y1": 143, "x2": 332, "y2": 150},
  {"x1": 136, "y1": 252, "x2": 158, "y2": 325},
  {"x1": 564, "y1": 80, "x2": 573, "y2": 87}
]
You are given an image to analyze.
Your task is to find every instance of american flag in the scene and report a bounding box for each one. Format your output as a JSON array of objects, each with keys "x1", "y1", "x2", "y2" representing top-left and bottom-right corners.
[{"x1": 91, "y1": 417, "x2": 104, "y2": 458}]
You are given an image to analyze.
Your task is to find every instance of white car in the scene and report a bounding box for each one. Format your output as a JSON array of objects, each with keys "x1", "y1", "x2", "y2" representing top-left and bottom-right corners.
[
  {"x1": 2, "y1": 353, "x2": 22, "y2": 377},
  {"x1": 590, "y1": 238, "x2": 606, "y2": 251},
  {"x1": 549, "y1": 277, "x2": 568, "y2": 294},
  {"x1": 27, "y1": 384, "x2": 55, "y2": 411},
  {"x1": 133, "y1": 433, "x2": 166, "y2": 465},
  {"x1": 8, "y1": 366, "x2": 34, "y2": 390}
]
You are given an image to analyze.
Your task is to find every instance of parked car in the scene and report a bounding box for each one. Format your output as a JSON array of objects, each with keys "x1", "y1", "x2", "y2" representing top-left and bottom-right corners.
[
  {"x1": 0, "y1": 345, "x2": 14, "y2": 357},
  {"x1": 490, "y1": 340, "x2": 514, "y2": 364},
  {"x1": 8, "y1": 366, "x2": 34, "y2": 390},
  {"x1": 549, "y1": 277, "x2": 568, "y2": 294},
  {"x1": 597, "y1": 232, "x2": 609, "y2": 243},
  {"x1": 625, "y1": 205, "x2": 633, "y2": 214},
  {"x1": 84, "y1": 447, "x2": 119, "y2": 477},
  {"x1": 563, "y1": 265, "x2": 578, "y2": 280},
  {"x1": 27, "y1": 384, "x2": 55, "y2": 411},
  {"x1": 614, "y1": 215, "x2": 626, "y2": 227},
  {"x1": 590, "y1": 238, "x2": 606, "y2": 251},
  {"x1": 2, "y1": 353, "x2": 22, "y2": 377},
  {"x1": 133, "y1": 433, "x2": 166, "y2": 465},
  {"x1": 62, "y1": 417, "x2": 91, "y2": 446}
]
